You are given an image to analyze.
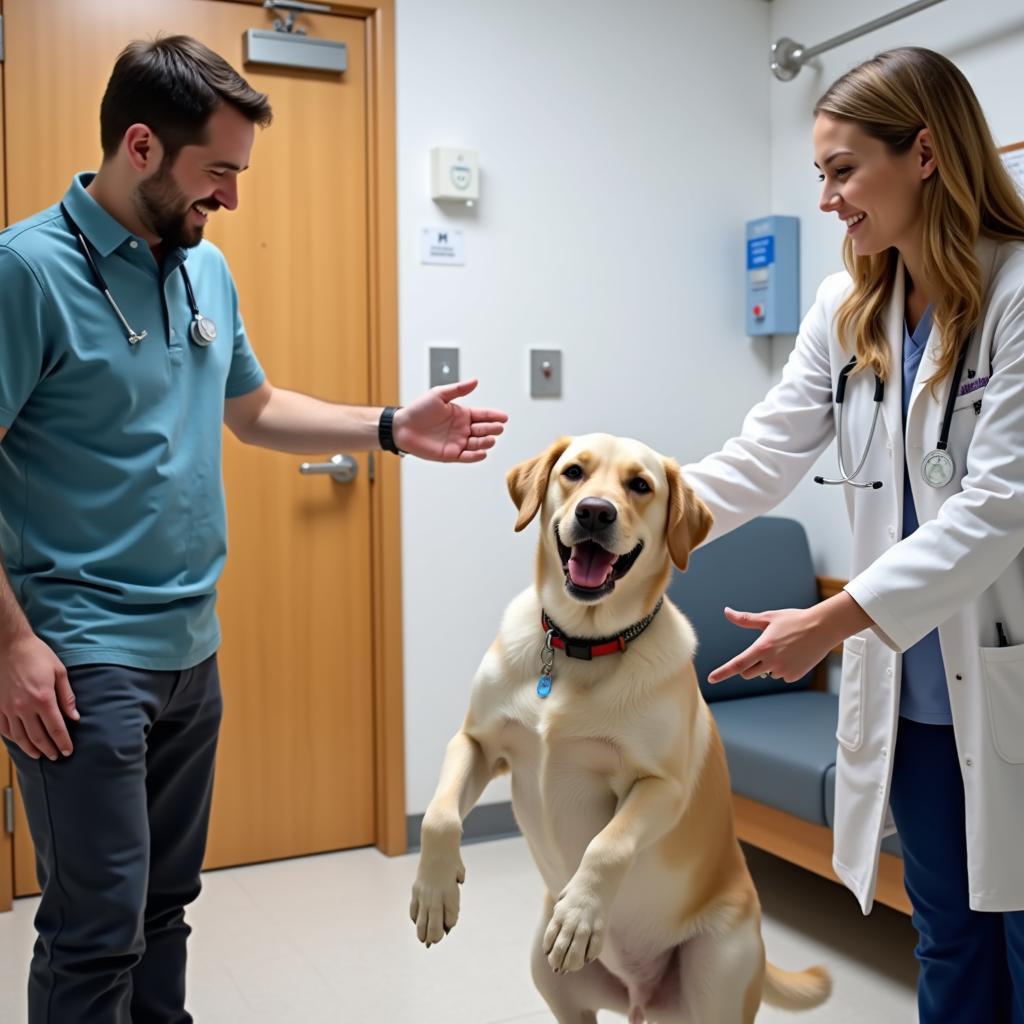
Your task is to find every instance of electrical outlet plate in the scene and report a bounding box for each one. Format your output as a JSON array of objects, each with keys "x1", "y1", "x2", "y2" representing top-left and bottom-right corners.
[
  {"x1": 429, "y1": 347, "x2": 460, "y2": 388},
  {"x1": 531, "y1": 349, "x2": 562, "y2": 398}
]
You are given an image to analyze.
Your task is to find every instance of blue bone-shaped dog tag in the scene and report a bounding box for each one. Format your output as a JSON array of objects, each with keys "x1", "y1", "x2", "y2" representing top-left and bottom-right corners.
[{"x1": 537, "y1": 674, "x2": 552, "y2": 698}]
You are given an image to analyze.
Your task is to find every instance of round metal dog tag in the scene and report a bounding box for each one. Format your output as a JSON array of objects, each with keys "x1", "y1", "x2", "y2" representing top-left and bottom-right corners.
[{"x1": 921, "y1": 449, "x2": 955, "y2": 488}]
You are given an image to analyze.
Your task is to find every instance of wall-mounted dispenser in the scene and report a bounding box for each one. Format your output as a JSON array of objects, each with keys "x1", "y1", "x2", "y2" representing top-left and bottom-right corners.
[
  {"x1": 431, "y1": 147, "x2": 479, "y2": 207},
  {"x1": 746, "y1": 216, "x2": 799, "y2": 336}
]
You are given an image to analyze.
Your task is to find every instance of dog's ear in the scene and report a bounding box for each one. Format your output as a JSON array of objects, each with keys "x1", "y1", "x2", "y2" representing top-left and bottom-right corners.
[
  {"x1": 663, "y1": 458, "x2": 713, "y2": 570},
  {"x1": 507, "y1": 437, "x2": 572, "y2": 532}
]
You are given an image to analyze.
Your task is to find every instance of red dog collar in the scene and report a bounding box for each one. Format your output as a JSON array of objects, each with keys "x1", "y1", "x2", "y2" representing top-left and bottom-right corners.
[{"x1": 540, "y1": 598, "x2": 664, "y2": 661}]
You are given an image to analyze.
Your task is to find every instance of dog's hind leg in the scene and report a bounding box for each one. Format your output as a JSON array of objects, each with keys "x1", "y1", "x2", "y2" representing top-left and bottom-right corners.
[
  {"x1": 674, "y1": 915, "x2": 765, "y2": 1024},
  {"x1": 530, "y1": 896, "x2": 629, "y2": 1024}
]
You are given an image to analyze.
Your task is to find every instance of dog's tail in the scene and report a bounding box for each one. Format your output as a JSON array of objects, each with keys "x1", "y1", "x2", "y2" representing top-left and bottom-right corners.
[{"x1": 762, "y1": 961, "x2": 832, "y2": 1011}]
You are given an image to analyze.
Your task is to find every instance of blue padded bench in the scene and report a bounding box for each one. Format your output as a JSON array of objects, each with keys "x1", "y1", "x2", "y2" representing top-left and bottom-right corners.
[{"x1": 667, "y1": 516, "x2": 908, "y2": 914}]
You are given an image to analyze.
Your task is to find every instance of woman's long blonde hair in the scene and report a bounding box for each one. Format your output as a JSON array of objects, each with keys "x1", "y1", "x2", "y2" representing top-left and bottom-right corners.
[{"x1": 814, "y1": 47, "x2": 1024, "y2": 387}]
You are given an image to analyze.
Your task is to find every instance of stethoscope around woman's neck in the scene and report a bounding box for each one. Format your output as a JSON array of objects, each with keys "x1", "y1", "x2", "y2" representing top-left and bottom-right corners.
[
  {"x1": 814, "y1": 335, "x2": 972, "y2": 491},
  {"x1": 59, "y1": 202, "x2": 218, "y2": 348}
]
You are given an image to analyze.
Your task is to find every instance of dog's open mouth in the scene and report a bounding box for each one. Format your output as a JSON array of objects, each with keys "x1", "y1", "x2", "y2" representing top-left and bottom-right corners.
[{"x1": 555, "y1": 527, "x2": 643, "y2": 599}]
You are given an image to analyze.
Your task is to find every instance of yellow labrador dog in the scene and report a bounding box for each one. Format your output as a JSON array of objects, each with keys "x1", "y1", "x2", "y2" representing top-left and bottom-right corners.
[{"x1": 411, "y1": 434, "x2": 830, "y2": 1023}]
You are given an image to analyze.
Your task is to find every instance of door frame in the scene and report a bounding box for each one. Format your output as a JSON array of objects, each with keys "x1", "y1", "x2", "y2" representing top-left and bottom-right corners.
[{"x1": 0, "y1": 0, "x2": 406, "y2": 911}]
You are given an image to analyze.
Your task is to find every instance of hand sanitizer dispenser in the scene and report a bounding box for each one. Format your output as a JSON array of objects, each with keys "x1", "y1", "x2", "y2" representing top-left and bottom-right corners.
[{"x1": 746, "y1": 216, "x2": 799, "y2": 336}]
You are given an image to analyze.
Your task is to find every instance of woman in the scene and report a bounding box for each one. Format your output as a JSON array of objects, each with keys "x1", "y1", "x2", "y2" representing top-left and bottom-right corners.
[{"x1": 683, "y1": 47, "x2": 1024, "y2": 1022}]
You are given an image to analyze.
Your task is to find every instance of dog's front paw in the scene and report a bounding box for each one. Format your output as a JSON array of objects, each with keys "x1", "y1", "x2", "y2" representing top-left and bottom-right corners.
[
  {"x1": 543, "y1": 883, "x2": 608, "y2": 973},
  {"x1": 410, "y1": 857, "x2": 465, "y2": 947}
]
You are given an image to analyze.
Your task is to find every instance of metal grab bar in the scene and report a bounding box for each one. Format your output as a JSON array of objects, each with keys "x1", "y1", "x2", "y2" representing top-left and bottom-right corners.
[{"x1": 771, "y1": 0, "x2": 949, "y2": 81}]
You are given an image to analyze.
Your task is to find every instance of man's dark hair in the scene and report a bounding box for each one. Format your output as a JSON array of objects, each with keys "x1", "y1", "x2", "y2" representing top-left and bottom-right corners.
[{"x1": 100, "y1": 35, "x2": 273, "y2": 162}]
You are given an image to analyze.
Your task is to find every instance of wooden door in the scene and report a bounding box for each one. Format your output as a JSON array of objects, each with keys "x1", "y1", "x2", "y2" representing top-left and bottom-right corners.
[{"x1": 2, "y1": 0, "x2": 396, "y2": 893}]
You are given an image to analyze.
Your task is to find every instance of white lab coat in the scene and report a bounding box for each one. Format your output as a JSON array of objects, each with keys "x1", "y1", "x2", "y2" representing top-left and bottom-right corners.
[{"x1": 684, "y1": 236, "x2": 1024, "y2": 913}]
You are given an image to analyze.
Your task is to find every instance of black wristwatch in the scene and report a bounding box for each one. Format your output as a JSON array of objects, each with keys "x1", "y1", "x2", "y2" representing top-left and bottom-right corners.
[{"x1": 378, "y1": 406, "x2": 404, "y2": 455}]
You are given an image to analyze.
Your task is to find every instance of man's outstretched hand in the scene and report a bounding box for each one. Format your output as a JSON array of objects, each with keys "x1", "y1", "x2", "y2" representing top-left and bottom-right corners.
[{"x1": 393, "y1": 380, "x2": 508, "y2": 463}]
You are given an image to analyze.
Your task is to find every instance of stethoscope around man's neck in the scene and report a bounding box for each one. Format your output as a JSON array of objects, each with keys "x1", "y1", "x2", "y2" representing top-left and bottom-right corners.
[
  {"x1": 814, "y1": 336, "x2": 972, "y2": 491},
  {"x1": 59, "y1": 202, "x2": 218, "y2": 348}
]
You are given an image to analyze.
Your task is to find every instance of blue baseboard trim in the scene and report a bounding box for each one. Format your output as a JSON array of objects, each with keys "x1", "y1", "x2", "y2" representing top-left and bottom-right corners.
[{"x1": 406, "y1": 800, "x2": 520, "y2": 852}]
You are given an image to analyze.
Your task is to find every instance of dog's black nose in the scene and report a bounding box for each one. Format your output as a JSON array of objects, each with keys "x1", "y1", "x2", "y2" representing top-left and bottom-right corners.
[{"x1": 575, "y1": 498, "x2": 617, "y2": 531}]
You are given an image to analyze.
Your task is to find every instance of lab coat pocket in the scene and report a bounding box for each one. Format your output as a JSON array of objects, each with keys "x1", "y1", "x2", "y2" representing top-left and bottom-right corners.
[
  {"x1": 952, "y1": 374, "x2": 988, "y2": 413},
  {"x1": 980, "y1": 644, "x2": 1024, "y2": 765},
  {"x1": 836, "y1": 635, "x2": 866, "y2": 752}
]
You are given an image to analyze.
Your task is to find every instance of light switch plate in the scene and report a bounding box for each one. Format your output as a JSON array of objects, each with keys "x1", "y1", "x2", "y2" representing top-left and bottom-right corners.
[
  {"x1": 531, "y1": 349, "x2": 562, "y2": 398},
  {"x1": 429, "y1": 347, "x2": 460, "y2": 388}
]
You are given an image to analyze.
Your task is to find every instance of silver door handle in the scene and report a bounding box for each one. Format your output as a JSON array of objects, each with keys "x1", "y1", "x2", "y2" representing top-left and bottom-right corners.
[{"x1": 298, "y1": 453, "x2": 358, "y2": 483}]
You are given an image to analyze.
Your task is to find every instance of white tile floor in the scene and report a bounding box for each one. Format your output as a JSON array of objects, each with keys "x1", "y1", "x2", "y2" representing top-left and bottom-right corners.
[{"x1": 0, "y1": 837, "x2": 918, "y2": 1022}]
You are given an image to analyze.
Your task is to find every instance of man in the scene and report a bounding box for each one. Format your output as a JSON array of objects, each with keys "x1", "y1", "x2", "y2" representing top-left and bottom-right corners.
[{"x1": 0, "y1": 35, "x2": 507, "y2": 1023}]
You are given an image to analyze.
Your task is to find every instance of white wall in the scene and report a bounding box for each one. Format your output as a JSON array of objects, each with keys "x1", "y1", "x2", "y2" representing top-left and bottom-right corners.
[
  {"x1": 767, "y1": 0, "x2": 1024, "y2": 577},
  {"x1": 396, "y1": 0, "x2": 1024, "y2": 816},
  {"x1": 396, "y1": 0, "x2": 774, "y2": 814}
]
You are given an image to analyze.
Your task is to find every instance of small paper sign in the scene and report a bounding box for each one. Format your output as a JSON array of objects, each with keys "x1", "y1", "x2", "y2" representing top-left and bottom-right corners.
[{"x1": 419, "y1": 227, "x2": 465, "y2": 266}]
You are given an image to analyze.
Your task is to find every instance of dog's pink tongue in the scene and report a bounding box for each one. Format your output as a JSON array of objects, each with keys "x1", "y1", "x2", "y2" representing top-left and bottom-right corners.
[{"x1": 568, "y1": 543, "x2": 618, "y2": 588}]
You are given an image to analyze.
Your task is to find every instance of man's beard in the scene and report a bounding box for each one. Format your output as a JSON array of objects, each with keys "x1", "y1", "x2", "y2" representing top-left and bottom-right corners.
[{"x1": 135, "y1": 159, "x2": 214, "y2": 250}]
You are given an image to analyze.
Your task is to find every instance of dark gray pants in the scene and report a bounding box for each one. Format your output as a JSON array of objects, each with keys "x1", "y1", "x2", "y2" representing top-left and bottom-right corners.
[{"x1": 5, "y1": 655, "x2": 223, "y2": 1024}]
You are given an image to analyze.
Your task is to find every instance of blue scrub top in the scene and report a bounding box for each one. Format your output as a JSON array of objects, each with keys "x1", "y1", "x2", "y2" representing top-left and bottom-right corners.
[
  {"x1": 900, "y1": 305, "x2": 953, "y2": 724},
  {"x1": 0, "y1": 173, "x2": 265, "y2": 670}
]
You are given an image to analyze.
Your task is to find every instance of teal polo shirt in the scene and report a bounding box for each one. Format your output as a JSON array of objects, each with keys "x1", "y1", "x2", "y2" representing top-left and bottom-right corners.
[{"x1": 0, "y1": 173, "x2": 265, "y2": 670}]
